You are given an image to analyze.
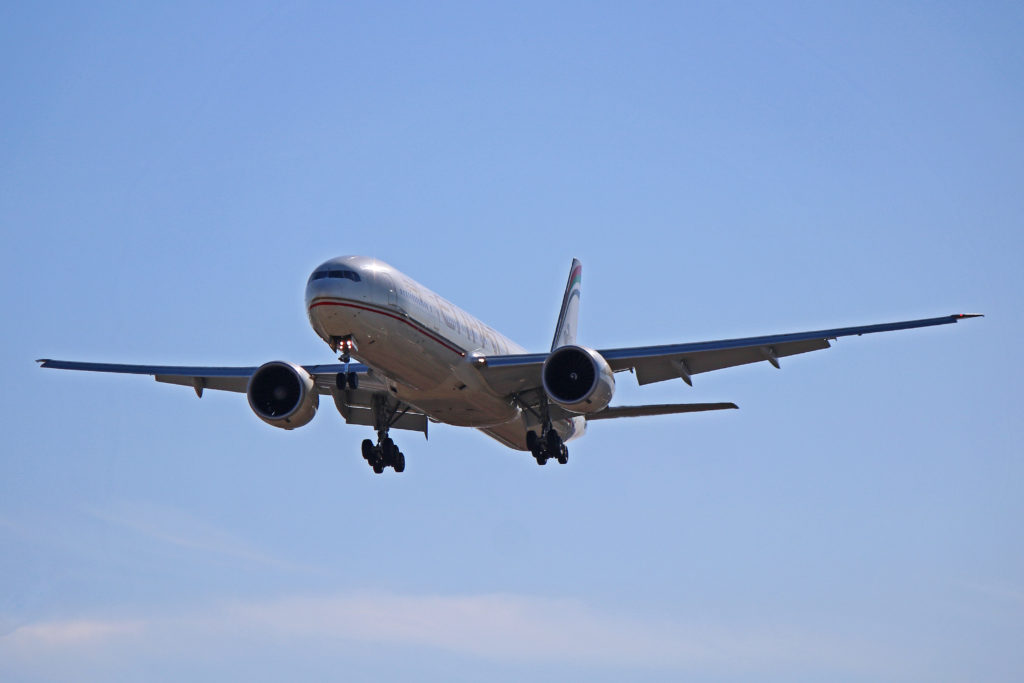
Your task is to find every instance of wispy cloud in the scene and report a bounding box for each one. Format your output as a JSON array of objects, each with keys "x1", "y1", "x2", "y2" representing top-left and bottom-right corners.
[
  {"x1": 1, "y1": 591, "x2": 887, "y2": 675},
  {"x1": 218, "y1": 591, "x2": 879, "y2": 670},
  {"x1": 8, "y1": 619, "x2": 144, "y2": 646}
]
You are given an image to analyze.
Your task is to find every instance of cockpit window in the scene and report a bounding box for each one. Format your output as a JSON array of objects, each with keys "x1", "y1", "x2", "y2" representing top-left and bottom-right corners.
[{"x1": 309, "y1": 269, "x2": 361, "y2": 283}]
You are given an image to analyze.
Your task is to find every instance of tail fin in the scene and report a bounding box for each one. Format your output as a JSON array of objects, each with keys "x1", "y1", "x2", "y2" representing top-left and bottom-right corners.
[{"x1": 551, "y1": 259, "x2": 582, "y2": 351}]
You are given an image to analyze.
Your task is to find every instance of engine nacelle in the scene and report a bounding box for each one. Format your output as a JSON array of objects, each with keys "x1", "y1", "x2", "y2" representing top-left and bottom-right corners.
[
  {"x1": 246, "y1": 361, "x2": 319, "y2": 429},
  {"x1": 542, "y1": 345, "x2": 615, "y2": 414}
]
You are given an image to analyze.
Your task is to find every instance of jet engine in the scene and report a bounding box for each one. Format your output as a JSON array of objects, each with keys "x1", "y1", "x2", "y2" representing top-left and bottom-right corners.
[
  {"x1": 246, "y1": 361, "x2": 319, "y2": 429},
  {"x1": 542, "y1": 345, "x2": 615, "y2": 414}
]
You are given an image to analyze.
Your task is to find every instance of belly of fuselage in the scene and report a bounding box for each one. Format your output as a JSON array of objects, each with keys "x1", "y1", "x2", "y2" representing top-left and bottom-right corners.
[
  {"x1": 311, "y1": 298, "x2": 520, "y2": 428},
  {"x1": 311, "y1": 297, "x2": 455, "y2": 390}
]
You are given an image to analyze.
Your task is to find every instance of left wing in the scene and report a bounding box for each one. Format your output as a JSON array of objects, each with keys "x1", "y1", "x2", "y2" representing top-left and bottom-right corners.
[
  {"x1": 586, "y1": 402, "x2": 738, "y2": 420},
  {"x1": 479, "y1": 313, "x2": 982, "y2": 394}
]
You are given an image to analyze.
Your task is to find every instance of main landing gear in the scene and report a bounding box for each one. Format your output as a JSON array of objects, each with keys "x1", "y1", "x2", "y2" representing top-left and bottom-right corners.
[
  {"x1": 362, "y1": 436, "x2": 405, "y2": 474},
  {"x1": 527, "y1": 428, "x2": 568, "y2": 466},
  {"x1": 362, "y1": 394, "x2": 407, "y2": 474}
]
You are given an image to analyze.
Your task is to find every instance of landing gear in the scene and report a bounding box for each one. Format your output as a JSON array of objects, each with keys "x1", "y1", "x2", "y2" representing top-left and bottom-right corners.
[
  {"x1": 336, "y1": 371, "x2": 359, "y2": 391},
  {"x1": 361, "y1": 436, "x2": 405, "y2": 474},
  {"x1": 361, "y1": 395, "x2": 409, "y2": 474},
  {"x1": 334, "y1": 336, "x2": 360, "y2": 390},
  {"x1": 520, "y1": 393, "x2": 569, "y2": 467},
  {"x1": 334, "y1": 335, "x2": 357, "y2": 364},
  {"x1": 527, "y1": 427, "x2": 568, "y2": 466}
]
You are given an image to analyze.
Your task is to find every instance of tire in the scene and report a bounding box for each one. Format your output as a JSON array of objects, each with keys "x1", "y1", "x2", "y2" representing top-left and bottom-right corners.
[
  {"x1": 372, "y1": 462, "x2": 384, "y2": 474},
  {"x1": 526, "y1": 431, "x2": 538, "y2": 452},
  {"x1": 382, "y1": 439, "x2": 397, "y2": 464},
  {"x1": 394, "y1": 452, "x2": 406, "y2": 473},
  {"x1": 546, "y1": 429, "x2": 561, "y2": 454},
  {"x1": 347, "y1": 372, "x2": 359, "y2": 390},
  {"x1": 361, "y1": 439, "x2": 375, "y2": 461}
]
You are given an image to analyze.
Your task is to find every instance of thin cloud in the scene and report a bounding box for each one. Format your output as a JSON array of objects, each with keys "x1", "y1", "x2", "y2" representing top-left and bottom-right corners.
[
  {"x1": 9, "y1": 619, "x2": 144, "y2": 646},
  {"x1": 1, "y1": 591, "x2": 892, "y2": 676}
]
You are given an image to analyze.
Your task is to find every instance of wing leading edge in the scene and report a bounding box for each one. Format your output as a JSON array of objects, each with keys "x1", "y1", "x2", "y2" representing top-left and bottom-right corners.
[{"x1": 479, "y1": 314, "x2": 982, "y2": 393}]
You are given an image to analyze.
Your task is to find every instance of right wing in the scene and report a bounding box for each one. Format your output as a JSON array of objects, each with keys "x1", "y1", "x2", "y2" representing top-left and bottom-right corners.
[
  {"x1": 36, "y1": 359, "x2": 429, "y2": 434},
  {"x1": 37, "y1": 359, "x2": 376, "y2": 395}
]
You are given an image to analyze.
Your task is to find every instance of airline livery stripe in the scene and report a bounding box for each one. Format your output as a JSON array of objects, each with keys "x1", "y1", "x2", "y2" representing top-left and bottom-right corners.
[
  {"x1": 568, "y1": 264, "x2": 582, "y2": 288},
  {"x1": 309, "y1": 298, "x2": 466, "y2": 357}
]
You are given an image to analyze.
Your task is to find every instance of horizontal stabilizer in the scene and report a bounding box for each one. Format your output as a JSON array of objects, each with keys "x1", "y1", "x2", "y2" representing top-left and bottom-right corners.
[{"x1": 586, "y1": 402, "x2": 738, "y2": 420}]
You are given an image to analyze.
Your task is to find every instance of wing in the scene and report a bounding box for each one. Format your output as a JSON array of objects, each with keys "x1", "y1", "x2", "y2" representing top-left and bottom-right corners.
[
  {"x1": 586, "y1": 402, "x2": 738, "y2": 420},
  {"x1": 37, "y1": 359, "x2": 372, "y2": 394},
  {"x1": 479, "y1": 314, "x2": 982, "y2": 393},
  {"x1": 36, "y1": 359, "x2": 429, "y2": 434}
]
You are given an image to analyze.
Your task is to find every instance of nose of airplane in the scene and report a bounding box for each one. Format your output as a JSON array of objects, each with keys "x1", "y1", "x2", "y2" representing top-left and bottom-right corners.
[
  {"x1": 305, "y1": 263, "x2": 363, "y2": 297},
  {"x1": 305, "y1": 260, "x2": 366, "y2": 340}
]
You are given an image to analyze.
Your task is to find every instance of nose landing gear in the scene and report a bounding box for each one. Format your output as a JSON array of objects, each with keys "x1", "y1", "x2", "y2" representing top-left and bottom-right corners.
[
  {"x1": 333, "y1": 335, "x2": 358, "y2": 364},
  {"x1": 334, "y1": 336, "x2": 360, "y2": 390}
]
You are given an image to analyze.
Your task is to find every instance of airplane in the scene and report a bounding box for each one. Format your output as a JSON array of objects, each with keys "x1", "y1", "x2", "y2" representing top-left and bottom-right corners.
[{"x1": 38, "y1": 256, "x2": 980, "y2": 473}]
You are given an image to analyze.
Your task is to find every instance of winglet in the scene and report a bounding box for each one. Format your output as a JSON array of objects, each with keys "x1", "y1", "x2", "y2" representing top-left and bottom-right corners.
[{"x1": 551, "y1": 259, "x2": 582, "y2": 351}]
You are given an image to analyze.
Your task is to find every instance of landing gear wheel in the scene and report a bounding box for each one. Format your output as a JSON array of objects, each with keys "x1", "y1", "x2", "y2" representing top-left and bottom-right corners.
[
  {"x1": 361, "y1": 439, "x2": 375, "y2": 461},
  {"x1": 557, "y1": 444, "x2": 568, "y2": 465},
  {"x1": 394, "y1": 451, "x2": 406, "y2": 473},
  {"x1": 346, "y1": 372, "x2": 359, "y2": 390},
  {"x1": 527, "y1": 431, "x2": 544, "y2": 463},
  {"x1": 545, "y1": 429, "x2": 562, "y2": 454},
  {"x1": 372, "y1": 462, "x2": 384, "y2": 474}
]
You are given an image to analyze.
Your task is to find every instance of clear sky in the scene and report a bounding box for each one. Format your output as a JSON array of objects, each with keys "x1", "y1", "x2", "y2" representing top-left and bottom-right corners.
[{"x1": 2, "y1": 2, "x2": 1021, "y2": 681}]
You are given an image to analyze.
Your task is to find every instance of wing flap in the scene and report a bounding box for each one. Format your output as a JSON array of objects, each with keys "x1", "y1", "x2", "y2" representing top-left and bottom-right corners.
[
  {"x1": 331, "y1": 405, "x2": 428, "y2": 434},
  {"x1": 587, "y1": 402, "x2": 738, "y2": 420},
  {"x1": 155, "y1": 374, "x2": 250, "y2": 394},
  {"x1": 329, "y1": 388, "x2": 428, "y2": 434},
  {"x1": 634, "y1": 338, "x2": 831, "y2": 385}
]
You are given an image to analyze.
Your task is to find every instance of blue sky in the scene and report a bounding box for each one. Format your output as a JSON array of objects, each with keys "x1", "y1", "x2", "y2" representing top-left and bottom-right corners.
[{"x1": 2, "y1": 2, "x2": 1021, "y2": 681}]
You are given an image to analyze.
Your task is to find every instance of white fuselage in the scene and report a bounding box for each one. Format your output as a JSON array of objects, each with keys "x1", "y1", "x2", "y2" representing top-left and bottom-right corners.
[{"x1": 305, "y1": 256, "x2": 582, "y2": 449}]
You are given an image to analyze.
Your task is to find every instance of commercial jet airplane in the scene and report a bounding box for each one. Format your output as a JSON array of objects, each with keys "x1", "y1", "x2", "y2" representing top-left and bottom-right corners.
[{"x1": 39, "y1": 256, "x2": 980, "y2": 473}]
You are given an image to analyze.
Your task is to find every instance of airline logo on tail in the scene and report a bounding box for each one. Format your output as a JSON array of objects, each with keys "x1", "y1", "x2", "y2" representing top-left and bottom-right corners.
[{"x1": 551, "y1": 259, "x2": 582, "y2": 351}]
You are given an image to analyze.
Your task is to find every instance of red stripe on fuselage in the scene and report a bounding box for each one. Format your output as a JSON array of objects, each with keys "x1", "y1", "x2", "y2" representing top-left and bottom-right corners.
[{"x1": 309, "y1": 298, "x2": 466, "y2": 357}]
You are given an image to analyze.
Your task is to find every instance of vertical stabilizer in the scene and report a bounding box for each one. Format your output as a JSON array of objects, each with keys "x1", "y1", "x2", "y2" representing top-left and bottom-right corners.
[{"x1": 551, "y1": 259, "x2": 582, "y2": 351}]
